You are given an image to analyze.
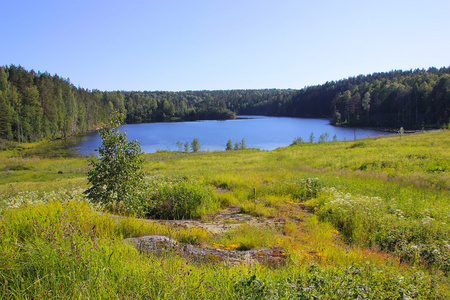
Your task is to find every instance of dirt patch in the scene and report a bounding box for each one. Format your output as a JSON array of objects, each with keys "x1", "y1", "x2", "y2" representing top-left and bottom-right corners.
[
  {"x1": 106, "y1": 202, "x2": 312, "y2": 235},
  {"x1": 163, "y1": 206, "x2": 288, "y2": 234}
]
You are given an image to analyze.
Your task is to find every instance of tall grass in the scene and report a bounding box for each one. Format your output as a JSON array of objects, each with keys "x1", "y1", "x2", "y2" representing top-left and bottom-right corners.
[
  {"x1": 143, "y1": 176, "x2": 220, "y2": 219},
  {"x1": 1, "y1": 199, "x2": 446, "y2": 299},
  {"x1": 314, "y1": 187, "x2": 450, "y2": 272}
]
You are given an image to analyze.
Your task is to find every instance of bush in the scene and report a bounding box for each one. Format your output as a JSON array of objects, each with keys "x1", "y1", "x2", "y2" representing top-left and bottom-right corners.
[
  {"x1": 144, "y1": 178, "x2": 216, "y2": 219},
  {"x1": 291, "y1": 136, "x2": 304, "y2": 145}
]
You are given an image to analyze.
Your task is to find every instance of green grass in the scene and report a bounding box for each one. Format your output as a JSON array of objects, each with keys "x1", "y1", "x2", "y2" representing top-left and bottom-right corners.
[
  {"x1": 0, "y1": 130, "x2": 449, "y2": 298},
  {"x1": 1, "y1": 198, "x2": 446, "y2": 299}
]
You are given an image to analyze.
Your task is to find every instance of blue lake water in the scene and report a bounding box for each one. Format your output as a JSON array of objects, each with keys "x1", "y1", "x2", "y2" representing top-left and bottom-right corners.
[{"x1": 71, "y1": 116, "x2": 390, "y2": 156}]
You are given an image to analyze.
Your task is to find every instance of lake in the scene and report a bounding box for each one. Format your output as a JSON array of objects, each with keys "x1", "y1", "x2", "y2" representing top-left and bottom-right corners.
[{"x1": 70, "y1": 116, "x2": 390, "y2": 156}]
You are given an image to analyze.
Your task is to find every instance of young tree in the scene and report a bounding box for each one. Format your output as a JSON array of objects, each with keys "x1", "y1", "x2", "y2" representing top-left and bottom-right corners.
[
  {"x1": 291, "y1": 136, "x2": 303, "y2": 145},
  {"x1": 226, "y1": 139, "x2": 233, "y2": 150},
  {"x1": 84, "y1": 111, "x2": 144, "y2": 214},
  {"x1": 191, "y1": 138, "x2": 201, "y2": 152},
  {"x1": 318, "y1": 133, "x2": 326, "y2": 143},
  {"x1": 176, "y1": 140, "x2": 183, "y2": 152},
  {"x1": 240, "y1": 138, "x2": 247, "y2": 149},
  {"x1": 184, "y1": 142, "x2": 189, "y2": 152}
]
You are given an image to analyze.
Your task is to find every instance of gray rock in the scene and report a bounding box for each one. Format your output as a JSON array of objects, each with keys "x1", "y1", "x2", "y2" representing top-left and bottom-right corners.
[{"x1": 126, "y1": 235, "x2": 286, "y2": 266}]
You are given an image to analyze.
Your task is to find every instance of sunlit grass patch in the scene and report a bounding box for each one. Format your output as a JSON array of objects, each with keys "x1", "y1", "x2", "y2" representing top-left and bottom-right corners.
[
  {"x1": 0, "y1": 199, "x2": 209, "y2": 298},
  {"x1": 314, "y1": 187, "x2": 450, "y2": 273},
  {"x1": 214, "y1": 191, "x2": 239, "y2": 207},
  {"x1": 212, "y1": 224, "x2": 285, "y2": 251},
  {"x1": 239, "y1": 201, "x2": 278, "y2": 217},
  {"x1": 0, "y1": 187, "x2": 86, "y2": 213},
  {"x1": 208, "y1": 174, "x2": 260, "y2": 191}
]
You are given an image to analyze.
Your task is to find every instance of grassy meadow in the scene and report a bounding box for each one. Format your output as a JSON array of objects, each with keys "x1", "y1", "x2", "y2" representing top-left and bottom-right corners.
[{"x1": 0, "y1": 130, "x2": 449, "y2": 299}]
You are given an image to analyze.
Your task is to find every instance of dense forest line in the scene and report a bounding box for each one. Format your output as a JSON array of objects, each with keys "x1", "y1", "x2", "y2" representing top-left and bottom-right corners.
[
  {"x1": 0, "y1": 65, "x2": 449, "y2": 142},
  {"x1": 0, "y1": 65, "x2": 113, "y2": 142}
]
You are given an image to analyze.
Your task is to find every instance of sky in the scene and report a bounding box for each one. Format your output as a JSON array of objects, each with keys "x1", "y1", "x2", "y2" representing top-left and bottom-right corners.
[{"x1": 1, "y1": 0, "x2": 449, "y2": 92}]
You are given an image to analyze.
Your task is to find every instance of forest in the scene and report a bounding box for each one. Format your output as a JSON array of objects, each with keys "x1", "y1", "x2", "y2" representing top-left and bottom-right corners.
[{"x1": 0, "y1": 65, "x2": 449, "y2": 143}]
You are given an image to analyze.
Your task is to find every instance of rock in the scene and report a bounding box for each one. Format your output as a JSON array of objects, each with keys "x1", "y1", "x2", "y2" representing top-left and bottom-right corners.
[{"x1": 126, "y1": 235, "x2": 286, "y2": 266}]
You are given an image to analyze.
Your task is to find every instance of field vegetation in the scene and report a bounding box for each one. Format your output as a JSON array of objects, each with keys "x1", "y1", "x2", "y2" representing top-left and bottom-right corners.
[{"x1": 0, "y1": 130, "x2": 449, "y2": 298}]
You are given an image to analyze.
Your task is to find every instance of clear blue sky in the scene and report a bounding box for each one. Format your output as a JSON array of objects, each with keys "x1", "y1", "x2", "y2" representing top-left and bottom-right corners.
[{"x1": 1, "y1": 0, "x2": 449, "y2": 92}]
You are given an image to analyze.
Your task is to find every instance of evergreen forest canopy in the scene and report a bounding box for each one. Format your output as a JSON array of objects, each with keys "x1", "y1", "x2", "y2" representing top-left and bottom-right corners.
[{"x1": 0, "y1": 64, "x2": 449, "y2": 143}]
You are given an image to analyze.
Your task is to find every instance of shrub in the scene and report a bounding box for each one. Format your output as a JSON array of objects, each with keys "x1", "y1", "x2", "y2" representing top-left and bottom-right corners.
[
  {"x1": 145, "y1": 178, "x2": 216, "y2": 219},
  {"x1": 291, "y1": 136, "x2": 304, "y2": 145}
]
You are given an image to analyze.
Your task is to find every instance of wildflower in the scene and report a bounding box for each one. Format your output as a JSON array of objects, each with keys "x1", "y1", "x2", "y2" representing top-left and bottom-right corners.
[{"x1": 421, "y1": 216, "x2": 435, "y2": 224}]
